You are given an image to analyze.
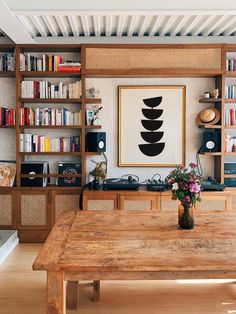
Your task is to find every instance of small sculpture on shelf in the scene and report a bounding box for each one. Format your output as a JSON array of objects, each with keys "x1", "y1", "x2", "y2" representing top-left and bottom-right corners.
[
  {"x1": 86, "y1": 86, "x2": 101, "y2": 98},
  {"x1": 88, "y1": 152, "x2": 108, "y2": 190}
]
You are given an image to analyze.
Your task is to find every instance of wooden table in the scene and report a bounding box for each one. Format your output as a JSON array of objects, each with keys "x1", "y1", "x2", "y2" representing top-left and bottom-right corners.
[{"x1": 33, "y1": 210, "x2": 236, "y2": 314}]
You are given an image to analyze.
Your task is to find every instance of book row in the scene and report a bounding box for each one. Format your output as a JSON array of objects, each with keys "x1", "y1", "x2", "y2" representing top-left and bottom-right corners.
[
  {"x1": 21, "y1": 80, "x2": 81, "y2": 99},
  {"x1": 19, "y1": 53, "x2": 81, "y2": 72},
  {"x1": 226, "y1": 59, "x2": 236, "y2": 71},
  {"x1": 225, "y1": 108, "x2": 236, "y2": 126},
  {"x1": 225, "y1": 134, "x2": 236, "y2": 152},
  {"x1": 20, "y1": 134, "x2": 81, "y2": 152},
  {"x1": 0, "y1": 107, "x2": 15, "y2": 126},
  {"x1": 225, "y1": 85, "x2": 236, "y2": 99},
  {"x1": 0, "y1": 53, "x2": 15, "y2": 71},
  {"x1": 20, "y1": 107, "x2": 81, "y2": 126}
]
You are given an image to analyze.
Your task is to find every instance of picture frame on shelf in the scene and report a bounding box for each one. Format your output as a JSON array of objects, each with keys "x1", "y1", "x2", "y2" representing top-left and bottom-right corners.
[
  {"x1": 0, "y1": 161, "x2": 16, "y2": 187},
  {"x1": 86, "y1": 109, "x2": 94, "y2": 126},
  {"x1": 118, "y1": 85, "x2": 186, "y2": 167}
]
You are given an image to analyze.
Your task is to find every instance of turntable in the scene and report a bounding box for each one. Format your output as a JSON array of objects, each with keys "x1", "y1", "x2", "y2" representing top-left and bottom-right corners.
[{"x1": 103, "y1": 177, "x2": 140, "y2": 190}]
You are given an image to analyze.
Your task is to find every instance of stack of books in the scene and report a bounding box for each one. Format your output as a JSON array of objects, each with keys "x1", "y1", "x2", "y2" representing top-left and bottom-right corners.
[
  {"x1": 0, "y1": 53, "x2": 15, "y2": 71},
  {"x1": 20, "y1": 107, "x2": 81, "y2": 126},
  {"x1": 226, "y1": 59, "x2": 236, "y2": 71},
  {"x1": 19, "y1": 53, "x2": 81, "y2": 72},
  {"x1": 21, "y1": 80, "x2": 81, "y2": 99},
  {"x1": 0, "y1": 107, "x2": 15, "y2": 126},
  {"x1": 20, "y1": 134, "x2": 81, "y2": 152}
]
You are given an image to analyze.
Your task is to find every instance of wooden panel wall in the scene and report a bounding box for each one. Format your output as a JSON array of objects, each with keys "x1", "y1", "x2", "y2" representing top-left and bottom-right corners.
[{"x1": 85, "y1": 46, "x2": 222, "y2": 70}]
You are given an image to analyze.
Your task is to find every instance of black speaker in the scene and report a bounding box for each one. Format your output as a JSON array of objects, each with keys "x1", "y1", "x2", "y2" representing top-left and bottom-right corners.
[
  {"x1": 86, "y1": 132, "x2": 106, "y2": 152},
  {"x1": 202, "y1": 131, "x2": 219, "y2": 152}
]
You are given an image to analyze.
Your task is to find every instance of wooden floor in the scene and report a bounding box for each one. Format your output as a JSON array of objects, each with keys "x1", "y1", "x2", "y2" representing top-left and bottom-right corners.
[{"x1": 1, "y1": 245, "x2": 236, "y2": 314}]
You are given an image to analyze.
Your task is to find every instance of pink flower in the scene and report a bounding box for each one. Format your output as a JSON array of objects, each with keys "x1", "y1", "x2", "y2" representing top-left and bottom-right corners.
[
  {"x1": 190, "y1": 182, "x2": 200, "y2": 193},
  {"x1": 190, "y1": 162, "x2": 197, "y2": 168}
]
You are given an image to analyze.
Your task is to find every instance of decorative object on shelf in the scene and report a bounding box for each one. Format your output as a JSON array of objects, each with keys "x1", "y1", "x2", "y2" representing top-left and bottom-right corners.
[
  {"x1": 210, "y1": 88, "x2": 219, "y2": 98},
  {"x1": 204, "y1": 92, "x2": 210, "y2": 98},
  {"x1": 57, "y1": 162, "x2": 81, "y2": 187},
  {"x1": 196, "y1": 108, "x2": 220, "y2": 125},
  {"x1": 86, "y1": 86, "x2": 101, "y2": 98},
  {"x1": 0, "y1": 161, "x2": 16, "y2": 186},
  {"x1": 88, "y1": 152, "x2": 108, "y2": 187},
  {"x1": 86, "y1": 109, "x2": 93, "y2": 126},
  {"x1": 21, "y1": 161, "x2": 49, "y2": 187},
  {"x1": 165, "y1": 163, "x2": 203, "y2": 229},
  {"x1": 91, "y1": 105, "x2": 102, "y2": 125},
  {"x1": 118, "y1": 85, "x2": 186, "y2": 167}
]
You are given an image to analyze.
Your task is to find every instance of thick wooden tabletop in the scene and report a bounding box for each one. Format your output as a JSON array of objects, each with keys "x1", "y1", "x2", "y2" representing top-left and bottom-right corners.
[{"x1": 33, "y1": 210, "x2": 236, "y2": 274}]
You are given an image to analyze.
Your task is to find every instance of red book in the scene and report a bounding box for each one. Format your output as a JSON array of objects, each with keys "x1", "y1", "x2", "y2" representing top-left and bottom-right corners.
[
  {"x1": 58, "y1": 66, "x2": 81, "y2": 72},
  {"x1": 230, "y1": 108, "x2": 235, "y2": 125}
]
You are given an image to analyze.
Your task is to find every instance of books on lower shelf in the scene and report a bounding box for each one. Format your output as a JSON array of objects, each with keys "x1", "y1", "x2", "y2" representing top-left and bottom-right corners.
[
  {"x1": 0, "y1": 107, "x2": 15, "y2": 126},
  {"x1": 225, "y1": 85, "x2": 236, "y2": 99},
  {"x1": 20, "y1": 53, "x2": 81, "y2": 72},
  {"x1": 20, "y1": 134, "x2": 81, "y2": 152},
  {"x1": 20, "y1": 107, "x2": 81, "y2": 126},
  {"x1": 225, "y1": 133, "x2": 236, "y2": 152},
  {"x1": 226, "y1": 59, "x2": 236, "y2": 71},
  {"x1": 0, "y1": 53, "x2": 15, "y2": 71},
  {"x1": 21, "y1": 80, "x2": 81, "y2": 99},
  {"x1": 225, "y1": 108, "x2": 236, "y2": 126}
]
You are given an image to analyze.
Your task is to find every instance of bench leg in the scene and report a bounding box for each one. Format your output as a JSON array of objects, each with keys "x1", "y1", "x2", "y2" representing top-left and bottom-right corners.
[
  {"x1": 66, "y1": 281, "x2": 79, "y2": 310},
  {"x1": 47, "y1": 271, "x2": 65, "y2": 314},
  {"x1": 93, "y1": 280, "x2": 100, "y2": 303}
]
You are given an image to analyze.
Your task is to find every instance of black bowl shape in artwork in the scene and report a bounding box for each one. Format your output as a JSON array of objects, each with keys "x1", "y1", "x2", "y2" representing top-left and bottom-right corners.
[
  {"x1": 140, "y1": 131, "x2": 164, "y2": 143},
  {"x1": 143, "y1": 96, "x2": 162, "y2": 108},
  {"x1": 139, "y1": 143, "x2": 165, "y2": 157},
  {"x1": 141, "y1": 120, "x2": 163, "y2": 131},
  {"x1": 142, "y1": 108, "x2": 163, "y2": 120}
]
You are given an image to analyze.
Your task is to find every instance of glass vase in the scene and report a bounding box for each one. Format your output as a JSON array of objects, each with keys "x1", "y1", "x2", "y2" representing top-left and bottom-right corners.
[{"x1": 178, "y1": 204, "x2": 194, "y2": 229}]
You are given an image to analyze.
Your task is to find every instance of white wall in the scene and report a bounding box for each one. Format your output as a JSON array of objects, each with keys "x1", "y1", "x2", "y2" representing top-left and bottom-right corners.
[{"x1": 86, "y1": 77, "x2": 215, "y2": 182}]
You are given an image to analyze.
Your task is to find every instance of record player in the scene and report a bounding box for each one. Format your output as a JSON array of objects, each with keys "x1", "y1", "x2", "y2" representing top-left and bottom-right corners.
[{"x1": 103, "y1": 177, "x2": 140, "y2": 190}]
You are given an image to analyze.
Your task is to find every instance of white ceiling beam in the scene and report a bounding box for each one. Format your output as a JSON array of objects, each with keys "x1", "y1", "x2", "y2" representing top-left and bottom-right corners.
[
  {"x1": 68, "y1": 15, "x2": 79, "y2": 37},
  {"x1": 149, "y1": 15, "x2": 165, "y2": 36},
  {"x1": 191, "y1": 15, "x2": 215, "y2": 36},
  {"x1": 159, "y1": 15, "x2": 178, "y2": 37},
  {"x1": 29, "y1": 15, "x2": 48, "y2": 37},
  {"x1": 42, "y1": 15, "x2": 58, "y2": 37},
  {"x1": 138, "y1": 16, "x2": 149, "y2": 36},
  {"x1": 127, "y1": 15, "x2": 139, "y2": 36},
  {"x1": 55, "y1": 15, "x2": 69, "y2": 37},
  {"x1": 0, "y1": 1, "x2": 35, "y2": 43},
  {"x1": 117, "y1": 15, "x2": 125, "y2": 36},
  {"x1": 224, "y1": 22, "x2": 236, "y2": 36},
  {"x1": 201, "y1": 15, "x2": 226, "y2": 36},
  {"x1": 80, "y1": 15, "x2": 90, "y2": 36},
  {"x1": 93, "y1": 15, "x2": 101, "y2": 37},
  {"x1": 105, "y1": 15, "x2": 112, "y2": 36},
  {"x1": 17, "y1": 15, "x2": 37, "y2": 37},
  {"x1": 212, "y1": 16, "x2": 236, "y2": 35},
  {"x1": 170, "y1": 15, "x2": 190, "y2": 36},
  {"x1": 180, "y1": 15, "x2": 202, "y2": 36}
]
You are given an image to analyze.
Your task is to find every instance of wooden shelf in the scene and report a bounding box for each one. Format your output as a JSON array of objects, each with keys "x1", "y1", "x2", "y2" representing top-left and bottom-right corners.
[
  {"x1": 20, "y1": 71, "x2": 81, "y2": 78},
  {"x1": 85, "y1": 98, "x2": 102, "y2": 104},
  {"x1": 199, "y1": 98, "x2": 222, "y2": 103},
  {"x1": 224, "y1": 126, "x2": 236, "y2": 129},
  {"x1": 199, "y1": 152, "x2": 222, "y2": 156},
  {"x1": 18, "y1": 186, "x2": 82, "y2": 191},
  {"x1": 226, "y1": 71, "x2": 236, "y2": 77},
  {"x1": 85, "y1": 125, "x2": 102, "y2": 129},
  {"x1": 0, "y1": 125, "x2": 15, "y2": 128},
  {"x1": 20, "y1": 98, "x2": 82, "y2": 103},
  {"x1": 19, "y1": 125, "x2": 82, "y2": 129},
  {"x1": 225, "y1": 99, "x2": 236, "y2": 103},
  {"x1": 0, "y1": 71, "x2": 15, "y2": 77},
  {"x1": 199, "y1": 124, "x2": 222, "y2": 129},
  {"x1": 224, "y1": 174, "x2": 236, "y2": 178},
  {"x1": 224, "y1": 152, "x2": 236, "y2": 155},
  {"x1": 19, "y1": 152, "x2": 82, "y2": 156}
]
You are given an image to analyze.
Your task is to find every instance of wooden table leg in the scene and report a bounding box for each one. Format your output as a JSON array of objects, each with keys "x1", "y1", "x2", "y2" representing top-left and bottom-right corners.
[
  {"x1": 66, "y1": 281, "x2": 79, "y2": 310},
  {"x1": 47, "y1": 271, "x2": 65, "y2": 314},
  {"x1": 93, "y1": 280, "x2": 100, "y2": 303}
]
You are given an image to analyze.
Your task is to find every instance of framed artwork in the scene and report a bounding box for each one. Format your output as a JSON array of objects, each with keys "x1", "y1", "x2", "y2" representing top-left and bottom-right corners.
[
  {"x1": 118, "y1": 85, "x2": 186, "y2": 167},
  {"x1": 86, "y1": 109, "x2": 94, "y2": 126}
]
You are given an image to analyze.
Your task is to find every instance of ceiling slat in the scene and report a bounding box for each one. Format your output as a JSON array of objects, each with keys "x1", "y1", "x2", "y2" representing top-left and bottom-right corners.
[
  {"x1": 80, "y1": 15, "x2": 90, "y2": 36},
  {"x1": 159, "y1": 15, "x2": 178, "y2": 36},
  {"x1": 105, "y1": 15, "x2": 112, "y2": 36},
  {"x1": 149, "y1": 16, "x2": 165, "y2": 36},
  {"x1": 191, "y1": 15, "x2": 215, "y2": 36},
  {"x1": 180, "y1": 15, "x2": 202, "y2": 36},
  {"x1": 93, "y1": 15, "x2": 101, "y2": 37},
  {"x1": 127, "y1": 15, "x2": 139, "y2": 36},
  {"x1": 68, "y1": 15, "x2": 79, "y2": 37},
  {"x1": 29, "y1": 15, "x2": 48, "y2": 37},
  {"x1": 117, "y1": 15, "x2": 125, "y2": 36},
  {"x1": 55, "y1": 16, "x2": 70, "y2": 37},
  {"x1": 42, "y1": 15, "x2": 58, "y2": 37},
  {"x1": 212, "y1": 16, "x2": 236, "y2": 36}
]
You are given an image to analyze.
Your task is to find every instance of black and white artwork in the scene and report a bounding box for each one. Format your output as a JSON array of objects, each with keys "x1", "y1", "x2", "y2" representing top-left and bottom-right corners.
[{"x1": 118, "y1": 85, "x2": 186, "y2": 167}]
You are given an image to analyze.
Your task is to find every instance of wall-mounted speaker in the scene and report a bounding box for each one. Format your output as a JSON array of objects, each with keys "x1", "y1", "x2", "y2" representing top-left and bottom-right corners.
[
  {"x1": 201, "y1": 131, "x2": 219, "y2": 152},
  {"x1": 86, "y1": 132, "x2": 106, "y2": 152}
]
